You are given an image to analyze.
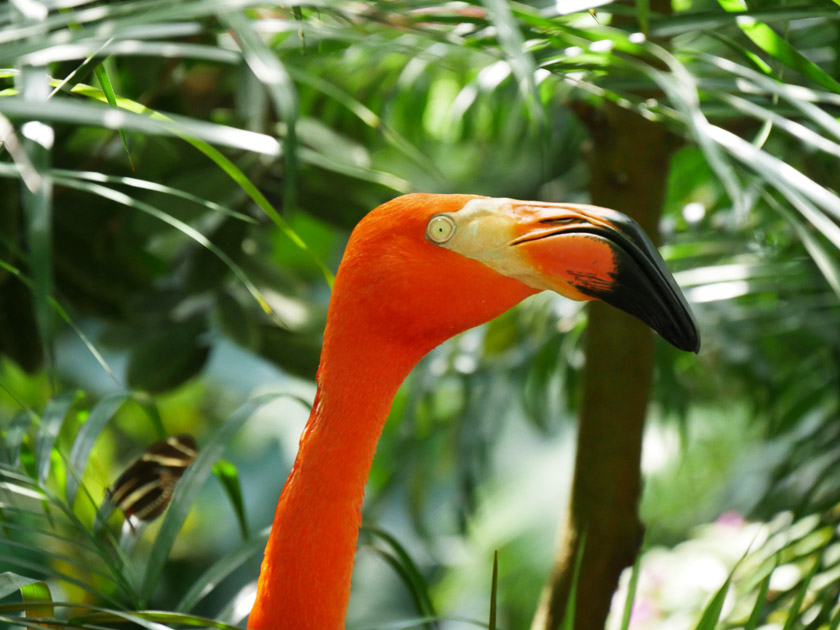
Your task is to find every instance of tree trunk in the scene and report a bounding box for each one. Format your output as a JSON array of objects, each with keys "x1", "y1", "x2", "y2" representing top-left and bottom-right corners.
[{"x1": 531, "y1": 103, "x2": 678, "y2": 630}]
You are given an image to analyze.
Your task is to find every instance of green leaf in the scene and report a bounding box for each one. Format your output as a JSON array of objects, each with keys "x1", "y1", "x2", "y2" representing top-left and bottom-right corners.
[
  {"x1": 20, "y1": 580, "x2": 52, "y2": 619},
  {"x1": 717, "y1": 0, "x2": 840, "y2": 94},
  {"x1": 694, "y1": 574, "x2": 731, "y2": 630},
  {"x1": 782, "y1": 559, "x2": 820, "y2": 630},
  {"x1": 140, "y1": 393, "x2": 296, "y2": 603},
  {"x1": 0, "y1": 572, "x2": 41, "y2": 600},
  {"x1": 92, "y1": 63, "x2": 134, "y2": 170},
  {"x1": 176, "y1": 528, "x2": 270, "y2": 612},
  {"x1": 363, "y1": 527, "x2": 437, "y2": 623},
  {"x1": 0, "y1": 254, "x2": 115, "y2": 380},
  {"x1": 7, "y1": 81, "x2": 334, "y2": 287},
  {"x1": 768, "y1": 194, "x2": 840, "y2": 301},
  {"x1": 52, "y1": 169, "x2": 258, "y2": 224},
  {"x1": 17, "y1": 69, "x2": 54, "y2": 379},
  {"x1": 481, "y1": 0, "x2": 546, "y2": 130},
  {"x1": 2, "y1": 412, "x2": 31, "y2": 466},
  {"x1": 51, "y1": 173, "x2": 282, "y2": 329},
  {"x1": 744, "y1": 570, "x2": 772, "y2": 630},
  {"x1": 489, "y1": 550, "x2": 498, "y2": 630},
  {"x1": 619, "y1": 552, "x2": 642, "y2": 630},
  {"x1": 562, "y1": 531, "x2": 587, "y2": 630},
  {"x1": 220, "y1": 10, "x2": 299, "y2": 212},
  {"x1": 35, "y1": 390, "x2": 80, "y2": 484},
  {"x1": 212, "y1": 459, "x2": 249, "y2": 541},
  {"x1": 20, "y1": 580, "x2": 52, "y2": 621},
  {"x1": 65, "y1": 392, "x2": 132, "y2": 506},
  {"x1": 637, "y1": 0, "x2": 650, "y2": 36}
]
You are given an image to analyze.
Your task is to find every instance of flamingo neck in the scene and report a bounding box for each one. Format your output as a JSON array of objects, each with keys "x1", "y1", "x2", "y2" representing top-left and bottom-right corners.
[{"x1": 248, "y1": 324, "x2": 423, "y2": 630}]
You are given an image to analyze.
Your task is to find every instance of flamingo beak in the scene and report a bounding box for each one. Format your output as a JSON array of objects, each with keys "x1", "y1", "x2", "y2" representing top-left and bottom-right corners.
[{"x1": 433, "y1": 197, "x2": 700, "y2": 353}]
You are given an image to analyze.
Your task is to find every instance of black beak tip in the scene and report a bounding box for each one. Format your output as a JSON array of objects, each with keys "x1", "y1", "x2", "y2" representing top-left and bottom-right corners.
[
  {"x1": 661, "y1": 315, "x2": 701, "y2": 354},
  {"x1": 570, "y1": 213, "x2": 702, "y2": 354}
]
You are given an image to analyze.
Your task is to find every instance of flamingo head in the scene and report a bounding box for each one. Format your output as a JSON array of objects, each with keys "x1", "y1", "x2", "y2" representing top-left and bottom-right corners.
[{"x1": 331, "y1": 193, "x2": 699, "y2": 354}]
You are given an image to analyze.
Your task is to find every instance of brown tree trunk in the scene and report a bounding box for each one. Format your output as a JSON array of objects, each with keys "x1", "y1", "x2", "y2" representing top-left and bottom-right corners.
[{"x1": 531, "y1": 103, "x2": 678, "y2": 630}]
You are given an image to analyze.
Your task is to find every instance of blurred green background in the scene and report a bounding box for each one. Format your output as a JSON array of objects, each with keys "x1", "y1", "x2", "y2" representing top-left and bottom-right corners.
[{"x1": 2, "y1": 0, "x2": 840, "y2": 628}]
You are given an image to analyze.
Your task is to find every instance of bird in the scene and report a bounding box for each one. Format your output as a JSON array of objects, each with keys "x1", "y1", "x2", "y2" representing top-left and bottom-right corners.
[{"x1": 247, "y1": 193, "x2": 699, "y2": 630}]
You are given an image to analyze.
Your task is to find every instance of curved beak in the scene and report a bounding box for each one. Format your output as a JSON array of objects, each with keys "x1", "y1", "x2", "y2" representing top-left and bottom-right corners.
[{"x1": 438, "y1": 198, "x2": 700, "y2": 353}]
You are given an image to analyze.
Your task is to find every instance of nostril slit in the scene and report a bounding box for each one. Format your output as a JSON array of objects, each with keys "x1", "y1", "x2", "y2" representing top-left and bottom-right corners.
[{"x1": 540, "y1": 217, "x2": 575, "y2": 224}]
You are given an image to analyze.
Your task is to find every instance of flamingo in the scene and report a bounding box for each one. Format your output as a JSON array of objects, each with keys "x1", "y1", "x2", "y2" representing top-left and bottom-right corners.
[{"x1": 247, "y1": 193, "x2": 699, "y2": 629}]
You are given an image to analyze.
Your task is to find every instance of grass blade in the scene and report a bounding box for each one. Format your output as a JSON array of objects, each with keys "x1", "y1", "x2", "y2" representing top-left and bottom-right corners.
[
  {"x1": 364, "y1": 527, "x2": 437, "y2": 624},
  {"x1": 481, "y1": 0, "x2": 545, "y2": 130},
  {"x1": 0, "y1": 571, "x2": 41, "y2": 599},
  {"x1": 766, "y1": 193, "x2": 840, "y2": 300},
  {"x1": 489, "y1": 550, "x2": 498, "y2": 630},
  {"x1": 619, "y1": 552, "x2": 642, "y2": 630},
  {"x1": 744, "y1": 570, "x2": 772, "y2": 630},
  {"x1": 220, "y1": 10, "x2": 299, "y2": 211},
  {"x1": 51, "y1": 174, "x2": 282, "y2": 328},
  {"x1": 637, "y1": 0, "x2": 650, "y2": 36},
  {"x1": 70, "y1": 80, "x2": 334, "y2": 286},
  {"x1": 708, "y1": 125, "x2": 840, "y2": 224},
  {"x1": 92, "y1": 63, "x2": 134, "y2": 170},
  {"x1": 20, "y1": 580, "x2": 52, "y2": 619},
  {"x1": 561, "y1": 531, "x2": 586, "y2": 630},
  {"x1": 0, "y1": 96, "x2": 282, "y2": 156},
  {"x1": 52, "y1": 169, "x2": 258, "y2": 223},
  {"x1": 17, "y1": 74, "x2": 55, "y2": 380},
  {"x1": 212, "y1": 459, "x2": 249, "y2": 541},
  {"x1": 35, "y1": 390, "x2": 79, "y2": 485},
  {"x1": 139, "y1": 393, "x2": 291, "y2": 603},
  {"x1": 0, "y1": 253, "x2": 117, "y2": 382},
  {"x1": 717, "y1": 0, "x2": 840, "y2": 94},
  {"x1": 2, "y1": 413, "x2": 32, "y2": 467},
  {"x1": 176, "y1": 528, "x2": 269, "y2": 612},
  {"x1": 65, "y1": 392, "x2": 131, "y2": 506},
  {"x1": 694, "y1": 574, "x2": 731, "y2": 630},
  {"x1": 782, "y1": 559, "x2": 820, "y2": 630}
]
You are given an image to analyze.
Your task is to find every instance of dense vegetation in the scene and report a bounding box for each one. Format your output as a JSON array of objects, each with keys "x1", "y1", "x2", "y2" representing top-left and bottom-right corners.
[{"x1": 2, "y1": 0, "x2": 840, "y2": 628}]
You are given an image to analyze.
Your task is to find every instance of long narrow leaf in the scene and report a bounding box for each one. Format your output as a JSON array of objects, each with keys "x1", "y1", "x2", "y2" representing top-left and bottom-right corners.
[
  {"x1": 176, "y1": 528, "x2": 270, "y2": 612},
  {"x1": 92, "y1": 63, "x2": 134, "y2": 169},
  {"x1": 0, "y1": 254, "x2": 117, "y2": 381},
  {"x1": 212, "y1": 459, "x2": 249, "y2": 541},
  {"x1": 717, "y1": 0, "x2": 840, "y2": 94},
  {"x1": 35, "y1": 390, "x2": 79, "y2": 485},
  {"x1": 139, "y1": 393, "x2": 293, "y2": 602},
  {"x1": 619, "y1": 552, "x2": 642, "y2": 630},
  {"x1": 52, "y1": 175, "x2": 282, "y2": 327},
  {"x1": 694, "y1": 575, "x2": 731, "y2": 630},
  {"x1": 744, "y1": 570, "x2": 772, "y2": 630},
  {"x1": 65, "y1": 392, "x2": 131, "y2": 506},
  {"x1": 2, "y1": 413, "x2": 32, "y2": 467},
  {"x1": 782, "y1": 559, "x2": 820, "y2": 630},
  {"x1": 220, "y1": 10, "x2": 299, "y2": 211},
  {"x1": 0, "y1": 571, "x2": 41, "y2": 600},
  {"x1": 562, "y1": 531, "x2": 587, "y2": 630},
  {"x1": 20, "y1": 579, "x2": 52, "y2": 620},
  {"x1": 489, "y1": 550, "x2": 498, "y2": 630},
  {"x1": 0, "y1": 96, "x2": 282, "y2": 155},
  {"x1": 66, "y1": 81, "x2": 335, "y2": 286}
]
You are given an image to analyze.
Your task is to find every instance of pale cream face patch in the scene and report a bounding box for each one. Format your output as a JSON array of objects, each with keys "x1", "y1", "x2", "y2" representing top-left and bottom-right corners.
[{"x1": 425, "y1": 197, "x2": 571, "y2": 295}]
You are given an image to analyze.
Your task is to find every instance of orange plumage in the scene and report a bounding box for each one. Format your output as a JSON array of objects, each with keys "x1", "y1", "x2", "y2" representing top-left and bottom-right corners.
[{"x1": 248, "y1": 193, "x2": 698, "y2": 629}]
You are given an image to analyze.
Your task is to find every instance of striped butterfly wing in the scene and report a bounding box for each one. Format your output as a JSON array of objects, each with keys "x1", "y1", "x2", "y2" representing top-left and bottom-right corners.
[{"x1": 108, "y1": 434, "x2": 198, "y2": 522}]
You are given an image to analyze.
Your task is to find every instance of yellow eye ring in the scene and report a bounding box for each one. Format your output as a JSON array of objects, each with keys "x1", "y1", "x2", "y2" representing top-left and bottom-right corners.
[{"x1": 426, "y1": 214, "x2": 456, "y2": 244}]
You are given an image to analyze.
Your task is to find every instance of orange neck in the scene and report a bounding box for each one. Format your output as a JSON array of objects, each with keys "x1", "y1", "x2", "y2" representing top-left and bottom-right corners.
[{"x1": 248, "y1": 320, "x2": 425, "y2": 630}]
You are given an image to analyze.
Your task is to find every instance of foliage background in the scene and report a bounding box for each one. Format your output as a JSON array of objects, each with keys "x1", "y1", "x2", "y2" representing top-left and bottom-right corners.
[{"x1": 1, "y1": 0, "x2": 840, "y2": 628}]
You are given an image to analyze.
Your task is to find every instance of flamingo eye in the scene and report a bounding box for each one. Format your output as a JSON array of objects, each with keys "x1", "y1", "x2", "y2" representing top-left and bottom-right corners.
[{"x1": 426, "y1": 214, "x2": 456, "y2": 244}]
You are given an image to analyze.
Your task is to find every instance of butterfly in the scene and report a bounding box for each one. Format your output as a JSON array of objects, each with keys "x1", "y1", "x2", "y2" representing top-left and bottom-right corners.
[{"x1": 106, "y1": 434, "x2": 198, "y2": 523}]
